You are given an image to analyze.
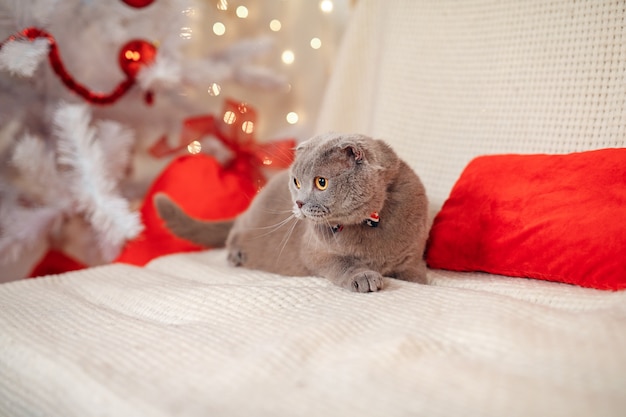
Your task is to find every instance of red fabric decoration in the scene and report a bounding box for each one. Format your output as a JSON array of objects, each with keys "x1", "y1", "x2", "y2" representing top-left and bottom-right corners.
[
  {"x1": 29, "y1": 250, "x2": 86, "y2": 278},
  {"x1": 425, "y1": 148, "x2": 626, "y2": 290},
  {"x1": 116, "y1": 154, "x2": 258, "y2": 266},
  {"x1": 120, "y1": 101, "x2": 295, "y2": 266},
  {"x1": 149, "y1": 98, "x2": 295, "y2": 190}
]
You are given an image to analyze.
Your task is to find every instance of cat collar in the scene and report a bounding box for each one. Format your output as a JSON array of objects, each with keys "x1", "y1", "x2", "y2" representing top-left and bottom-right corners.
[
  {"x1": 331, "y1": 212, "x2": 379, "y2": 233},
  {"x1": 364, "y1": 211, "x2": 380, "y2": 227}
]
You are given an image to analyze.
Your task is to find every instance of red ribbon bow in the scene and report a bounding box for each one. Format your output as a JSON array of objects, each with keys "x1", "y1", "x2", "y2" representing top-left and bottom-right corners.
[{"x1": 149, "y1": 99, "x2": 296, "y2": 189}]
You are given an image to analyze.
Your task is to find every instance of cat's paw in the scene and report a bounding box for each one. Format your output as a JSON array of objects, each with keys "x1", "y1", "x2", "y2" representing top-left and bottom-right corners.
[
  {"x1": 228, "y1": 248, "x2": 246, "y2": 266},
  {"x1": 347, "y1": 270, "x2": 384, "y2": 293}
]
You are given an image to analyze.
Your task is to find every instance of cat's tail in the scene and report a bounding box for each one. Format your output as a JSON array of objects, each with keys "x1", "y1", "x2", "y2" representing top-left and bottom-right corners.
[{"x1": 154, "y1": 193, "x2": 234, "y2": 248}]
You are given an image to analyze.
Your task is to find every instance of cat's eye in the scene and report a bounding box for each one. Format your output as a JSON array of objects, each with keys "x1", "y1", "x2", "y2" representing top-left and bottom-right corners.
[
  {"x1": 294, "y1": 177, "x2": 301, "y2": 189},
  {"x1": 314, "y1": 176, "x2": 328, "y2": 191}
]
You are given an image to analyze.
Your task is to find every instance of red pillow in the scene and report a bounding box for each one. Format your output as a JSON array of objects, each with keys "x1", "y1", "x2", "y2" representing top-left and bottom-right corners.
[{"x1": 425, "y1": 148, "x2": 626, "y2": 290}]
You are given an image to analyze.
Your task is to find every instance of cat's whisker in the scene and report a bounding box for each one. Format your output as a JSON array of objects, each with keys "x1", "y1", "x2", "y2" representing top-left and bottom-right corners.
[
  {"x1": 245, "y1": 214, "x2": 296, "y2": 239},
  {"x1": 260, "y1": 208, "x2": 294, "y2": 215},
  {"x1": 272, "y1": 146, "x2": 299, "y2": 167},
  {"x1": 306, "y1": 226, "x2": 315, "y2": 253},
  {"x1": 276, "y1": 215, "x2": 299, "y2": 265},
  {"x1": 324, "y1": 219, "x2": 340, "y2": 245}
]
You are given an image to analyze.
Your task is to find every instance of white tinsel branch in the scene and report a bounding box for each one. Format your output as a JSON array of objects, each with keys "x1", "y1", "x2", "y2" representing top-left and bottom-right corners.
[
  {"x1": 211, "y1": 37, "x2": 275, "y2": 66},
  {"x1": 141, "y1": 36, "x2": 287, "y2": 92},
  {"x1": 0, "y1": 0, "x2": 61, "y2": 30},
  {"x1": 95, "y1": 120, "x2": 135, "y2": 183},
  {"x1": 0, "y1": 37, "x2": 49, "y2": 77},
  {"x1": 52, "y1": 103, "x2": 143, "y2": 262},
  {"x1": 0, "y1": 182, "x2": 60, "y2": 263},
  {"x1": 136, "y1": 54, "x2": 182, "y2": 91},
  {"x1": 0, "y1": 205, "x2": 60, "y2": 263},
  {"x1": 234, "y1": 66, "x2": 288, "y2": 90},
  {"x1": 11, "y1": 133, "x2": 69, "y2": 206}
]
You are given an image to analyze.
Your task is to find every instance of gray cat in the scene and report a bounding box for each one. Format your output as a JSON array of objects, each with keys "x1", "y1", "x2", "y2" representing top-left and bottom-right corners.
[{"x1": 155, "y1": 132, "x2": 429, "y2": 292}]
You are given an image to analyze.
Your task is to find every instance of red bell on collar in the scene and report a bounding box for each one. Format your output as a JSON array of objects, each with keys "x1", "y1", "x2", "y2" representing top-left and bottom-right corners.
[{"x1": 365, "y1": 212, "x2": 380, "y2": 227}]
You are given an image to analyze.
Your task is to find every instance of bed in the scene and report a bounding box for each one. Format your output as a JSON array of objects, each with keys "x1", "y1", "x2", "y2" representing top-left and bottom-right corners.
[{"x1": 2, "y1": 1, "x2": 625, "y2": 416}]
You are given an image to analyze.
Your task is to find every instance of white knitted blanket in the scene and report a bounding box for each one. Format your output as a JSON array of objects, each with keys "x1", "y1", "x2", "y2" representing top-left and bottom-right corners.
[
  {"x1": 3, "y1": 0, "x2": 626, "y2": 415},
  {"x1": 2, "y1": 250, "x2": 625, "y2": 417}
]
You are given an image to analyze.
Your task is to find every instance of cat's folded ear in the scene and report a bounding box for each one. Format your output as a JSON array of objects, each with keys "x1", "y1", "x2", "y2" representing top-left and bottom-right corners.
[
  {"x1": 338, "y1": 139, "x2": 365, "y2": 164},
  {"x1": 339, "y1": 136, "x2": 400, "y2": 172}
]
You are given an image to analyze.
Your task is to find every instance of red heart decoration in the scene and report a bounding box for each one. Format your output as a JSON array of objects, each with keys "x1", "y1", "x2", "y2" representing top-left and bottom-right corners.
[{"x1": 116, "y1": 154, "x2": 256, "y2": 266}]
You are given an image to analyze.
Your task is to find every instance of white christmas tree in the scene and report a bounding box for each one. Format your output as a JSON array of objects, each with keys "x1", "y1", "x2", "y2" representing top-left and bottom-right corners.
[{"x1": 0, "y1": 0, "x2": 349, "y2": 281}]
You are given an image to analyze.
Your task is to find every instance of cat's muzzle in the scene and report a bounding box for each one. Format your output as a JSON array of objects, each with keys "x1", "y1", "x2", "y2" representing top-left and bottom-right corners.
[{"x1": 294, "y1": 202, "x2": 329, "y2": 222}]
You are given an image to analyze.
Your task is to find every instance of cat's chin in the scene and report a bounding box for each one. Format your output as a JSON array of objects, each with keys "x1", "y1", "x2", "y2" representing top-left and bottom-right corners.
[
  {"x1": 295, "y1": 207, "x2": 357, "y2": 225},
  {"x1": 302, "y1": 214, "x2": 328, "y2": 223},
  {"x1": 293, "y1": 210, "x2": 322, "y2": 222},
  {"x1": 306, "y1": 214, "x2": 359, "y2": 226},
  {"x1": 296, "y1": 209, "x2": 367, "y2": 225}
]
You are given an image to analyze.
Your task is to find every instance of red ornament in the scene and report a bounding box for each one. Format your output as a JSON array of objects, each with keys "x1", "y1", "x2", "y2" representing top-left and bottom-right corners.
[
  {"x1": 121, "y1": 0, "x2": 156, "y2": 8},
  {"x1": 119, "y1": 39, "x2": 157, "y2": 78}
]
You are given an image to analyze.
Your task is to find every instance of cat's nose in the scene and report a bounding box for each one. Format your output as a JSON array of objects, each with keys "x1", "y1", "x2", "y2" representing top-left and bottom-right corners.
[{"x1": 296, "y1": 200, "x2": 304, "y2": 209}]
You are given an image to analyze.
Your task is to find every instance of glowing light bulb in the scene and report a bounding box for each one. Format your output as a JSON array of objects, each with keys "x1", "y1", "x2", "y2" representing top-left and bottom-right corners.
[
  {"x1": 223, "y1": 110, "x2": 236, "y2": 124},
  {"x1": 310, "y1": 37, "x2": 322, "y2": 49},
  {"x1": 181, "y1": 7, "x2": 196, "y2": 17},
  {"x1": 187, "y1": 141, "x2": 202, "y2": 154},
  {"x1": 281, "y1": 50, "x2": 295, "y2": 65},
  {"x1": 213, "y1": 22, "x2": 226, "y2": 36},
  {"x1": 320, "y1": 0, "x2": 333, "y2": 13},
  {"x1": 269, "y1": 19, "x2": 282, "y2": 32},
  {"x1": 208, "y1": 83, "x2": 221, "y2": 96},
  {"x1": 286, "y1": 112, "x2": 299, "y2": 124},
  {"x1": 241, "y1": 121, "x2": 254, "y2": 134},
  {"x1": 217, "y1": 0, "x2": 228, "y2": 10},
  {"x1": 179, "y1": 27, "x2": 193, "y2": 40},
  {"x1": 236, "y1": 6, "x2": 248, "y2": 18}
]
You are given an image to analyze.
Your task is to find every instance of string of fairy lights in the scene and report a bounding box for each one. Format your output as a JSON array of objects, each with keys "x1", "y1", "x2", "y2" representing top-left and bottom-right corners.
[{"x1": 204, "y1": 0, "x2": 339, "y2": 128}]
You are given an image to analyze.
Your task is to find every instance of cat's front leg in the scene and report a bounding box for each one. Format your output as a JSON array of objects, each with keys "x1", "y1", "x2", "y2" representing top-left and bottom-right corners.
[
  {"x1": 393, "y1": 260, "x2": 428, "y2": 284},
  {"x1": 307, "y1": 254, "x2": 384, "y2": 293}
]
